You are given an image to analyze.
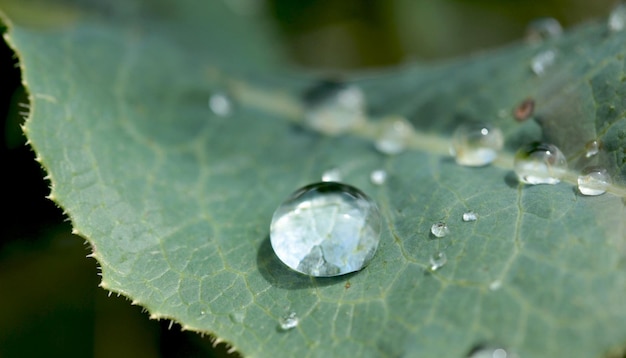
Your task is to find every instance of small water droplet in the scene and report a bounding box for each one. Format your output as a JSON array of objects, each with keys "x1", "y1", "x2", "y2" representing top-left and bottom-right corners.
[
  {"x1": 303, "y1": 81, "x2": 366, "y2": 135},
  {"x1": 429, "y1": 252, "x2": 447, "y2": 271},
  {"x1": 514, "y1": 142, "x2": 567, "y2": 185},
  {"x1": 431, "y1": 222, "x2": 449, "y2": 238},
  {"x1": 584, "y1": 139, "x2": 602, "y2": 158},
  {"x1": 531, "y1": 49, "x2": 557, "y2": 76},
  {"x1": 450, "y1": 123, "x2": 504, "y2": 166},
  {"x1": 321, "y1": 168, "x2": 342, "y2": 182},
  {"x1": 609, "y1": 3, "x2": 626, "y2": 32},
  {"x1": 278, "y1": 311, "x2": 299, "y2": 331},
  {"x1": 229, "y1": 310, "x2": 245, "y2": 324},
  {"x1": 577, "y1": 166, "x2": 611, "y2": 196},
  {"x1": 489, "y1": 280, "x2": 502, "y2": 291},
  {"x1": 270, "y1": 182, "x2": 382, "y2": 277},
  {"x1": 375, "y1": 116, "x2": 414, "y2": 155},
  {"x1": 513, "y1": 98, "x2": 535, "y2": 122},
  {"x1": 370, "y1": 169, "x2": 388, "y2": 185},
  {"x1": 208, "y1": 92, "x2": 234, "y2": 117},
  {"x1": 469, "y1": 346, "x2": 515, "y2": 358},
  {"x1": 525, "y1": 17, "x2": 563, "y2": 43},
  {"x1": 462, "y1": 211, "x2": 478, "y2": 222}
]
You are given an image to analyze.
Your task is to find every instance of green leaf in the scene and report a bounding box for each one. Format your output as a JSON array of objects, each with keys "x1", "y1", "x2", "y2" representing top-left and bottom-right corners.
[{"x1": 3, "y1": 1, "x2": 626, "y2": 357}]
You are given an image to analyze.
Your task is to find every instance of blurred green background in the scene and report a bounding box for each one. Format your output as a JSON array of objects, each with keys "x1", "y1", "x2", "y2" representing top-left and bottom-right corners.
[{"x1": 0, "y1": 0, "x2": 617, "y2": 357}]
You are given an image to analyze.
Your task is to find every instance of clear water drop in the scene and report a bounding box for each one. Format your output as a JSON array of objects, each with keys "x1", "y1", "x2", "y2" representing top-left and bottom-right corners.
[
  {"x1": 229, "y1": 310, "x2": 245, "y2": 324},
  {"x1": 525, "y1": 17, "x2": 563, "y2": 43},
  {"x1": 469, "y1": 346, "x2": 515, "y2": 358},
  {"x1": 577, "y1": 166, "x2": 611, "y2": 196},
  {"x1": 489, "y1": 280, "x2": 502, "y2": 291},
  {"x1": 375, "y1": 116, "x2": 414, "y2": 155},
  {"x1": 450, "y1": 123, "x2": 504, "y2": 166},
  {"x1": 208, "y1": 92, "x2": 234, "y2": 117},
  {"x1": 584, "y1": 139, "x2": 601, "y2": 158},
  {"x1": 514, "y1": 142, "x2": 567, "y2": 185},
  {"x1": 531, "y1": 49, "x2": 557, "y2": 76},
  {"x1": 431, "y1": 222, "x2": 449, "y2": 238},
  {"x1": 370, "y1": 169, "x2": 388, "y2": 185},
  {"x1": 321, "y1": 168, "x2": 342, "y2": 182},
  {"x1": 278, "y1": 311, "x2": 299, "y2": 331},
  {"x1": 270, "y1": 182, "x2": 382, "y2": 277},
  {"x1": 609, "y1": 3, "x2": 626, "y2": 32},
  {"x1": 462, "y1": 211, "x2": 478, "y2": 222},
  {"x1": 303, "y1": 81, "x2": 366, "y2": 135},
  {"x1": 429, "y1": 252, "x2": 447, "y2": 271}
]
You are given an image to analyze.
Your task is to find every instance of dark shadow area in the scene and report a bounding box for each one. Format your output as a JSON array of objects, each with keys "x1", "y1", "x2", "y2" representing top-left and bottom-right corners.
[
  {"x1": 504, "y1": 171, "x2": 520, "y2": 189},
  {"x1": 256, "y1": 235, "x2": 355, "y2": 290}
]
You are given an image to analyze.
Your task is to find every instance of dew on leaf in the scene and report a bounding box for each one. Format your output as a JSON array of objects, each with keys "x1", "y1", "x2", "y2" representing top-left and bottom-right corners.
[
  {"x1": 229, "y1": 310, "x2": 245, "y2": 324},
  {"x1": 370, "y1": 169, "x2": 388, "y2": 185},
  {"x1": 531, "y1": 49, "x2": 557, "y2": 76},
  {"x1": 469, "y1": 346, "x2": 516, "y2": 358},
  {"x1": 450, "y1": 123, "x2": 504, "y2": 166},
  {"x1": 513, "y1": 98, "x2": 535, "y2": 122},
  {"x1": 462, "y1": 211, "x2": 478, "y2": 222},
  {"x1": 208, "y1": 91, "x2": 234, "y2": 117},
  {"x1": 278, "y1": 311, "x2": 299, "y2": 331},
  {"x1": 489, "y1": 280, "x2": 502, "y2": 291},
  {"x1": 429, "y1": 252, "x2": 447, "y2": 271},
  {"x1": 525, "y1": 17, "x2": 563, "y2": 43},
  {"x1": 608, "y1": 3, "x2": 626, "y2": 32},
  {"x1": 584, "y1": 139, "x2": 601, "y2": 158},
  {"x1": 303, "y1": 80, "x2": 366, "y2": 135},
  {"x1": 577, "y1": 166, "x2": 611, "y2": 196},
  {"x1": 374, "y1": 116, "x2": 414, "y2": 155},
  {"x1": 321, "y1": 167, "x2": 342, "y2": 182},
  {"x1": 514, "y1": 142, "x2": 567, "y2": 185},
  {"x1": 270, "y1": 182, "x2": 382, "y2": 277},
  {"x1": 431, "y1": 222, "x2": 449, "y2": 238}
]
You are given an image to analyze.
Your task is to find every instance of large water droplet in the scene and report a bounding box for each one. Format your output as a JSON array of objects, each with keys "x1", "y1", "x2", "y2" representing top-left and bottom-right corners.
[
  {"x1": 577, "y1": 166, "x2": 611, "y2": 196},
  {"x1": 270, "y1": 182, "x2": 382, "y2": 277},
  {"x1": 431, "y1": 222, "x2": 449, "y2": 238},
  {"x1": 609, "y1": 3, "x2": 626, "y2": 32},
  {"x1": 462, "y1": 211, "x2": 478, "y2": 222},
  {"x1": 450, "y1": 123, "x2": 504, "y2": 166},
  {"x1": 525, "y1": 17, "x2": 563, "y2": 43},
  {"x1": 321, "y1": 168, "x2": 342, "y2": 182},
  {"x1": 375, "y1": 116, "x2": 414, "y2": 155},
  {"x1": 531, "y1": 49, "x2": 557, "y2": 76},
  {"x1": 370, "y1": 169, "x2": 388, "y2": 185},
  {"x1": 278, "y1": 311, "x2": 299, "y2": 331},
  {"x1": 584, "y1": 139, "x2": 601, "y2": 158},
  {"x1": 514, "y1": 142, "x2": 567, "y2": 185},
  {"x1": 208, "y1": 91, "x2": 234, "y2": 117},
  {"x1": 429, "y1": 252, "x2": 447, "y2": 271},
  {"x1": 303, "y1": 81, "x2": 366, "y2": 135}
]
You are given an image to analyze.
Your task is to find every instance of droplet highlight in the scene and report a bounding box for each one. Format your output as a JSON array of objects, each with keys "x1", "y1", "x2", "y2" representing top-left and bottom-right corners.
[
  {"x1": 462, "y1": 211, "x2": 478, "y2": 222},
  {"x1": 431, "y1": 222, "x2": 449, "y2": 238},
  {"x1": 577, "y1": 166, "x2": 611, "y2": 196},
  {"x1": 450, "y1": 123, "x2": 504, "y2": 166},
  {"x1": 514, "y1": 142, "x2": 567, "y2": 185},
  {"x1": 208, "y1": 92, "x2": 234, "y2": 117},
  {"x1": 303, "y1": 81, "x2": 366, "y2": 135},
  {"x1": 370, "y1": 169, "x2": 388, "y2": 185},
  {"x1": 278, "y1": 311, "x2": 299, "y2": 331},
  {"x1": 321, "y1": 168, "x2": 342, "y2": 182},
  {"x1": 375, "y1": 116, "x2": 414, "y2": 155},
  {"x1": 469, "y1": 346, "x2": 516, "y2": 358},
  {"x1": 270, "y1": 182, "x2": 382, "y2": 277},
  {"x1": 609, "y1": 3, "x2": 626, "y2": 32},
  {"x1": 531, "y1": 49, "x2": 557, "y2": 76},
  {"x1": 584, "y1": 139, "x2": 601, "y2": 158},
  {"x1": 525, "y1": 17, "x2": 562, "y2": 43},
  {"x1": 429, "y1": 252, "x2": 447, "y2": 271}
]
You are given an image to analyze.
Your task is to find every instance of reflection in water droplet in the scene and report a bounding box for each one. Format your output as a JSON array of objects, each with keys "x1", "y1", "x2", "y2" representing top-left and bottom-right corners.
[
  {"x1": 209, "y1": 92, "x2": 234, "y2": 117},
  {"x1": 429, "y1": 252, "x2": 447, "y2": 271},
  {"x1": 375, "y1": 116, "x2": 414, "y2": 155},
  {"x1": 450, "y1": 123, "x2": 504, "y2": 166},
  {"x1": 370, "y1": 169, "x2": 388, "y2": 185},
  {"x1": 462, "y1": 211, "x2": 478, "y2": 222},
  {"x1": 609, "y1": 3, "x2": 626, "y2": 32},
  {"x1": 321, "y1": 168, "x2": 342, "y2": 182},
  {"x1": 514, "y1": 142, "x2": 567, "y2": 185},
  {"x1": 584, "y1": 139, "x2": 601, "y2": 158},
  {"x1": 278, "y1": 311, "x2": 299, "y2": 331},
  {"x1": 303, "y1": 81, "x2": 366, "y2": 135},
  {"x1": 531, "y1": 49, "x2": 557, "y2": 76},
  {"x1": 513, "y1": 98, "x2": 535, "y2": 122},
  {"x1": 270, "y1": 182, "x2": 382, "y2": 277},
  {"x1": 525, "y1": 17, "x2": 562, "y2": 43},
  {"x1": 577, "y1": 166, "x2": 611, "y2": 196},
  {"x1": 431, "y1": 222, "x2": 449, "y2": 238}
]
